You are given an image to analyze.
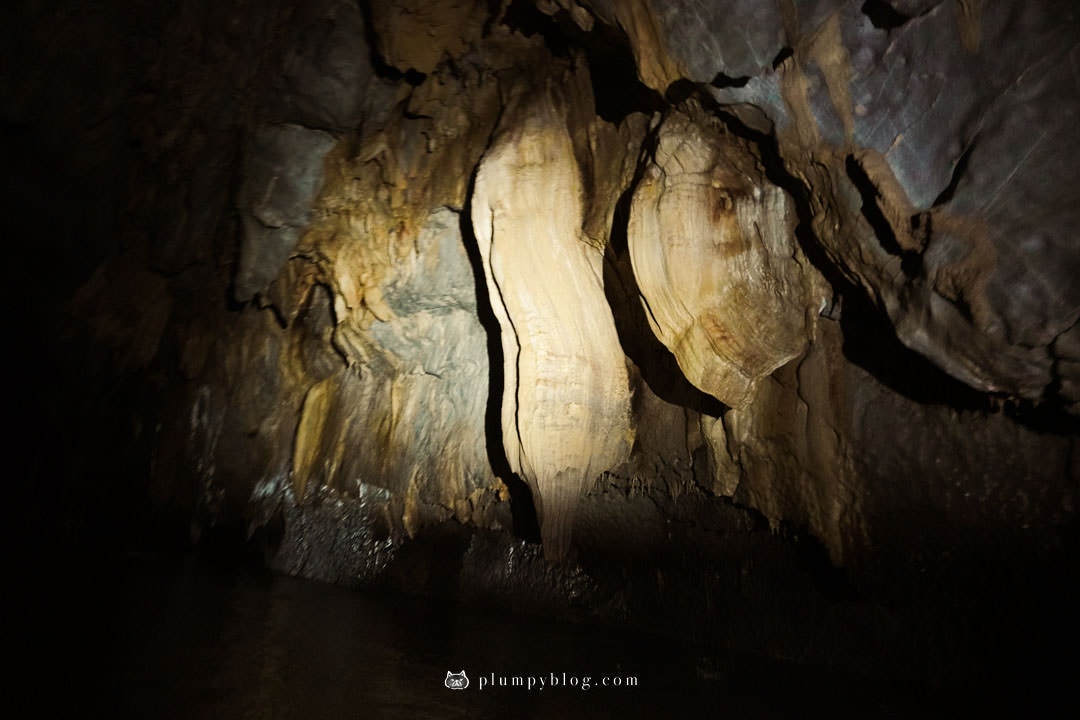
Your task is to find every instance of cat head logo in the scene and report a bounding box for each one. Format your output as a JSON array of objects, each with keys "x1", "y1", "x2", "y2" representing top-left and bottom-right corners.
[{"x1": 444, "y1": 670, "x2": 469, "y2": 690}]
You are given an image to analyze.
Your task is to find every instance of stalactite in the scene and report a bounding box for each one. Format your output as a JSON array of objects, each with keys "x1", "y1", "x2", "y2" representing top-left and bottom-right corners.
[
  {"x1": 470, "y1": 87, "x2": 633, "y2": 560},
  {"x1": 627, "y1": 106, "x2": 817, "y2": 409}
]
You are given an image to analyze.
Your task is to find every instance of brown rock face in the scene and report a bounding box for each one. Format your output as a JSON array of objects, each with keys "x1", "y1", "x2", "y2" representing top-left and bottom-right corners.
[
  {"x1": 628, "y1": 107, "x2": 820, "y2": 409},
  {"x1": 471, "y1": 89, "x2": 633, "y2": 560},
  {"x1": 8, "y1": 0, "x2": 1079, "y2": 691}
]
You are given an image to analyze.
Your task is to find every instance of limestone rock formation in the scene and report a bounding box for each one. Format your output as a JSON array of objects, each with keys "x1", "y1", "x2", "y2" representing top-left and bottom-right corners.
[
  {"x1": 6, "y1": 0, "x2": 1079, "y2": 691},
  {"x1": 688, "y1": 0, "x2": 1080, "y2": 409},
  {"x1": 236, "y1": 123, "x2": 337, "y2": 301},
  {"x1": 471, "y1": 89, "x2": 633, "y2": 560},
  {"x1": 628, "y1": 106, "x2": 820, "y2": 409}
]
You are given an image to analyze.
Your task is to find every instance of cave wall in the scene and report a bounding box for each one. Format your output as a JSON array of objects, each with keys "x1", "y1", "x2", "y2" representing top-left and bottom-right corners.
[{"x1": 4, "y1": 0, "x2": 1079, "y2": 684}]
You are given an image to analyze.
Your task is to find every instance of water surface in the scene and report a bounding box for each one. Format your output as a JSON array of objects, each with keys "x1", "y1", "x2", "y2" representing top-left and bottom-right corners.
[{"x1": 11, "y1": 551, "x2": 961, "y2": 718}]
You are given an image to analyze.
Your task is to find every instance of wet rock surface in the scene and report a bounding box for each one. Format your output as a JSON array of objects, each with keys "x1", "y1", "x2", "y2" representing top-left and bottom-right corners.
[{"x1": 4, "y1": 0, "x2": 1078, "y2": 700}]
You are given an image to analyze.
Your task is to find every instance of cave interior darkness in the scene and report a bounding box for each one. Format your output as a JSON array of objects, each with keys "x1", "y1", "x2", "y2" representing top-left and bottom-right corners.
[{"x1": 3, "y1": 0, "x2": 1080, "y2": 716}]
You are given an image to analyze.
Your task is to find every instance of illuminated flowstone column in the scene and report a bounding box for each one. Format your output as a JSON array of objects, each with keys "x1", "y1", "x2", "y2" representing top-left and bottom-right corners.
[
  {"x1": 627, "y1": 108, "x2": 817, "y2": 409},
  {"x1": 470, "y1": 94, "x2": 633, "y2": 561}
]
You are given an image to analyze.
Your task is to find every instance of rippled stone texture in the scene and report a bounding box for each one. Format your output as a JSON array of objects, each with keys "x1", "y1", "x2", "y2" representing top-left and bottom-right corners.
[
  {"x1": 627, "y1": 107, "x2": 818, "y2": 409},
  {"x1": 8, "y1": 0, "x2": 1079, "y2": 693},
  {"x1": 286, "y1": 208, "x2": 494, "y2": 536},
  {"x1": 674, "y1": 0, "x2": 1080, "y2": 408},
  {"x1": 471, "y1": 91, "x2": 633, "y2": 560}
]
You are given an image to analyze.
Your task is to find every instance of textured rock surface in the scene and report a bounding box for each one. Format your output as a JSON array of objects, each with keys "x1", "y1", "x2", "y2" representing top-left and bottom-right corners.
[
  {"x1": 266, "y1": 0, "x2": 395, "y2": 131},
  {"x1": 628, "y1": 106, "x2": 822, "y2": 408},
  {"x1": 5, "y1": 0, "x2": 1079, "y2": 694},
  {"x1": 472, "y1": 90, "x2": 633, "y2": 559},
  {"x1": 286, "y1": 207, "x2": 494, "y2": 535},
  {"x1": 686, "y1": 0, "x2": 1080, "y2": 408},
  {"x1": 236, "y1": 123, "x2": 337, "y2": 301}
]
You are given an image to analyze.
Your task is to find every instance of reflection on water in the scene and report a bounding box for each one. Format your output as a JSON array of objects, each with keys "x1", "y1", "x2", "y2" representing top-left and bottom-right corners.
[{"x1": 11, "y1": 552, "x2": 948, "y2": 718}]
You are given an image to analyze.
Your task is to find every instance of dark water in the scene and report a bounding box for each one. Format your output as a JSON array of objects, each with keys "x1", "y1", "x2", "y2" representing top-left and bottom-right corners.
[{"x1": 10, "y1": 552, "x2": 973, "y2": 719}]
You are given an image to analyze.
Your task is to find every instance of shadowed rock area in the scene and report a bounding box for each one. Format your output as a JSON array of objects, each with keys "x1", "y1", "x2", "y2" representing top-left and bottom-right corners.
[{"x1": 3, "y1": 0, "x2": 1078, "y2": 712}]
